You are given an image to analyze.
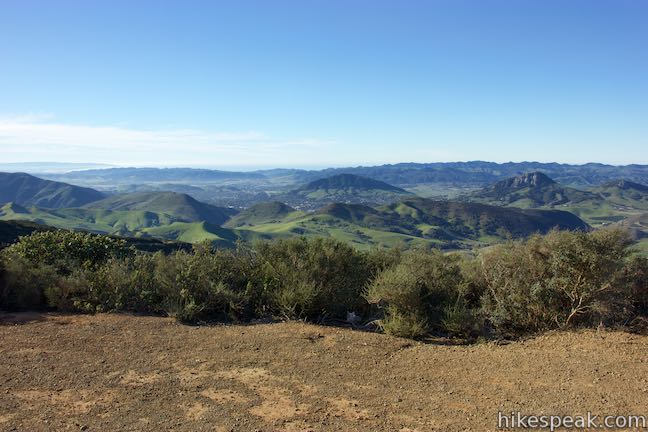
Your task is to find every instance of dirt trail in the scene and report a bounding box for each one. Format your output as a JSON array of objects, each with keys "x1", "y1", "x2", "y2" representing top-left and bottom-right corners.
[{"x1": 1, "y1": 313, "x2": 647, "y2": 431}]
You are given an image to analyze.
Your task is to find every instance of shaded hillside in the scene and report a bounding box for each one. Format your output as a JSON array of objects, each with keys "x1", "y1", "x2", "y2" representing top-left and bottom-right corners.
[
  {"x1": 380, "y1": 198, "x2": 589, "y2": 240},
  {"x1": 470, "y1": 172, "x2": 599, "y2": 208},
  {"x1": 84, "y1": 192, "x2": 236, "y2": 225},
  {"x1": 0, "y1": 172, "x2": 106, "y2": 208},
  {"x1": 0, "y1": 219, "x2": 53, "y2": 246}
]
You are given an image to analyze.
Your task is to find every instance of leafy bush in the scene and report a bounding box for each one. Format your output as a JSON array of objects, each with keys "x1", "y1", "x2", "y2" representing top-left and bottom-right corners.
[
  {"x1": 479, "y1": 228, "x2": 633, "y2": 336},
  {"x1": 153, "y1": 243, "x2": 256, "y2": 322},
  {"x1": 624, "y1": 254, "x2": 648, "y2": 318},
  {"x1": 0, "y1": 254, "x2": 58, "y2": 310},
  {"x1": 255, "y1": 237, "x2": 371, "y2": 320},
  {"x1": 5, "y1": 231, "x2": 129, "y2": 273}
]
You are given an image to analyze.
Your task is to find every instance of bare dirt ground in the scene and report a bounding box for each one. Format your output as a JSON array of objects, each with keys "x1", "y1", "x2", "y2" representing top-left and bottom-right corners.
[{"x1": 1, "y1": 313, "x2": 647, "y2": 432}]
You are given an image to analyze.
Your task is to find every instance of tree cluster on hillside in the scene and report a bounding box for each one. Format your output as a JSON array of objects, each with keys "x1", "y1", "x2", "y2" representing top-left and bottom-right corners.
[{"x1": 1, "y1": 229, "x2": 647, "y2": 340}]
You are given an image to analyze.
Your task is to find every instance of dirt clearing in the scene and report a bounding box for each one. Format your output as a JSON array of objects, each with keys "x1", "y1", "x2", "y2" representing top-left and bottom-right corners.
[{"x1": 1, "y1": 313, "x2": 647, "y2": 431}]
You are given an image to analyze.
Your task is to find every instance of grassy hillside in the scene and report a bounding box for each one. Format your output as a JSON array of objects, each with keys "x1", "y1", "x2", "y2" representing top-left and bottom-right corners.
[
  {"x1": 0, "y1": 172, "x2": 106, "y2": 208},
  {"x1": 0, "y1": 202, "x2": 237, "y2": 245},
  {"x1": 84, "y1": 191, "x2": 235, "y2": 225},
  {"x1": 224, "y1": 201, "x2": 302, "y2": 228}
]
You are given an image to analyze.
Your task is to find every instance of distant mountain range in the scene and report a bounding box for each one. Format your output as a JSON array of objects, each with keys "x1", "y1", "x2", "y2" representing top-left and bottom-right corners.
[{"x1": 36, "y1": 161, "x2": 648, "y2": 190}]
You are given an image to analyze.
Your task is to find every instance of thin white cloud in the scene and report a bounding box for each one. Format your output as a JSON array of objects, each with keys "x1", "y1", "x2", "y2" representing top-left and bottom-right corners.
[{"x1": 0, "y1": 115, "x2": 332, "y2": 166}]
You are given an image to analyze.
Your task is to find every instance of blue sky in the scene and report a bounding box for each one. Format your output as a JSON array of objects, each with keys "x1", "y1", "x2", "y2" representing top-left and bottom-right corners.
[{"x1": 1, "y1": 0, "x2": 647, "y2": 167}]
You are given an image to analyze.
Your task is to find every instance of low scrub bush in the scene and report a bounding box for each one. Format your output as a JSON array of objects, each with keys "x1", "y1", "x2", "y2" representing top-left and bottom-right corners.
[
  {"x1": 255, "y1": 237, "x2": 371, "y2": 320},
  {"x1": 2, "y1": 228, "x2": 647, "y2": 341},
  {"x1": 153, "y1": 244, "x2": 254, "y2": 322}
]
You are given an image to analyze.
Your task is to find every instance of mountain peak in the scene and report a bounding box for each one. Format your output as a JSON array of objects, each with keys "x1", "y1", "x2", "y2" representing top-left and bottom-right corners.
[{"x1": 493, "y1": 172, "x2": 556, "y2": 190}]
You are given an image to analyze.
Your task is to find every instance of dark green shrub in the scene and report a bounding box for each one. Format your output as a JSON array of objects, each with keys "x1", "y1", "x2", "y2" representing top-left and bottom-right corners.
[
  {"x1": 255, "y1": 237, "x2": 371, "y2": 320},
  {"x1": 153, "y1": 244, "x2": 253, "y2": 322},
  {"x1": 366, "y1": 250, "x2": 469, "y2": 338},
  {"x1": 624, "y1": 254, "x2": 648, "y2": 318}
]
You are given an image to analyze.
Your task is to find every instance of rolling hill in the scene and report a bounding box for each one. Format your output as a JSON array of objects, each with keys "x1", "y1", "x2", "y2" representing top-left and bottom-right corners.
[
  {"x1": 83, "y1": 192, "x2": 236, "y2": 225},
  {"x1": 0, "y1": 172, "x2": 106, "y2": 208},
  {"x1": 232, "y1": 197, "x2": 589, "y2": 250},
  {"x1": 0, "y1": 202, "x2": 239, "y2": 246}
]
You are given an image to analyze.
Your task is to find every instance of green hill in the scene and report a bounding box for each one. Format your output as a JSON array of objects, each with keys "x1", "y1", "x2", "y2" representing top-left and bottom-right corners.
[
  {"x1": 287, "y1": 174, "x2": 412, "y2": 203},
  {"x1": 381, "y1": 198, "x2": 589, "y2": 240},
  {"x1": 224, "y1": 201, "x2": 302, "y2": 228},
  {"x1": 470, "y1": 172, "x2": 598, "y2": 208},
  {"x1": 0, "y1": 172, "x2": 106, "y2": 208},
  {"x1": 84, "y1": 192, "x2": 235, "y2": 225}
]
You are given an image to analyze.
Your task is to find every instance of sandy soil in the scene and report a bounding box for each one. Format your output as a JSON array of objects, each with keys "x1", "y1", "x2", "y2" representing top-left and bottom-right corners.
[{"x1": 1, "y1": 313, "x2": 647, "y2": 431}]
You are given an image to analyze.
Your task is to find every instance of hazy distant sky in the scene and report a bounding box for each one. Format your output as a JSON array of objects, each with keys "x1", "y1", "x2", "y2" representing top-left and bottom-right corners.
[{"x1": 1, "y1": 0, "x2": 647, "y2": 167}]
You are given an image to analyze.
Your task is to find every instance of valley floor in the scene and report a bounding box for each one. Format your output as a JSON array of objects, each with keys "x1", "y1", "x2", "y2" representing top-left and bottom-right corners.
[{"x1": 1, "y1": 314, "x2": 647, "y2": 431}]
